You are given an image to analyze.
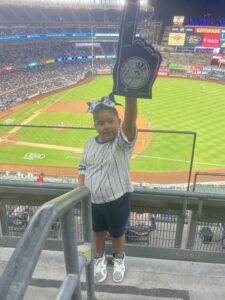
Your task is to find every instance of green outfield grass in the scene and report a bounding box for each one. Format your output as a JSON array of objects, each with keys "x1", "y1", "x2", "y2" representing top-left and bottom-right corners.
[
  {"x1": 1, "y1": 76, "x2": 225, "y2": 172},
  {"x1": 0, "y1": 144, "x2": 81, "y2": 167}
]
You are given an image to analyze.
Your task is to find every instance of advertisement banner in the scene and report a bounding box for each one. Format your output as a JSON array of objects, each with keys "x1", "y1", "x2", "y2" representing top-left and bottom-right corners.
[
  {"x1": 3, "y1": 66, "x2": 14, "y2": 71},
  {"x1": 190, "y1": 65, "x2": 202, "y2": 71},
  {"x1": 171, "y1": 27, "x2": 185, "y2": 32},
  {"x1": 157, "y1": 71, "x2": 168, "y2": 76},
  {"x1": 202, "y1": 34, "x2": 220, "y2": 48},
  {"x1": 194, "y1": 27, "x2": 222, "y2": 34},
  {"x1": 212, "y1": 67, "x2": 225, "y2": 74},
  {"x1": 172, "y1": 16, "x2": 185, "y2": 27},
  {"x1": 159, "y1": 63, "x2": 168, "y2": 70},
  {"x1": 45, "y1": 59, "x2": 54, "y2": 64},
  {"x1": 169, "y1": 64, "x2": 185, "y2": 70},
  {"x1": 185, "y1": 33, "x2": 202, "y2": 46},
  {"x1": 75, "y1": 43, "x2": 100, "y2": 47},
  {"x1": 96, "y1": 69, "x2": 111, "y2": 74},
  {"x1": 168, "y1": 32, "x2": 185, "y2": 46},
  {"x1": 185, "y1": 27, "x2": 195, "y2": 33},
  {"x1": 171, "y1": 27, "x2": 193, "y2": 33},
  {"x1": 220, "y1": 32, "x2": 225, "y2": 47},
  {"x1": 202, "y1": 67, "x2": 212, "y2": 73}
]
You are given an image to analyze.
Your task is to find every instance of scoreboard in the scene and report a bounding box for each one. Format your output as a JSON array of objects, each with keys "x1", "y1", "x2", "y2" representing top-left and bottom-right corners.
[{"x1": 168, "y1": 26, "x2": 224, "y2": 48}]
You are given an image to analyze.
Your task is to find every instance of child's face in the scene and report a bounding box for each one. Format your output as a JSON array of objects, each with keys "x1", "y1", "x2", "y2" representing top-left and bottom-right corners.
[{"x1": 94, "y1": 109, "x2": 121, "y2": 143}]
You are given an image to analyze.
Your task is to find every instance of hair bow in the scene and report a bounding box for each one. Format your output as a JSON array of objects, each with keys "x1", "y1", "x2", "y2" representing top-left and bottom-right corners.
[{"x1": 87, "y1": 92, "x2": 121, "y2": 113}]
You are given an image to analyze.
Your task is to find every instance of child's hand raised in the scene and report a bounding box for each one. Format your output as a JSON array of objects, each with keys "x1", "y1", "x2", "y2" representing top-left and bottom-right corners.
[{"x1": 112, "y1": 0, "x2": 162, "y2": 99}]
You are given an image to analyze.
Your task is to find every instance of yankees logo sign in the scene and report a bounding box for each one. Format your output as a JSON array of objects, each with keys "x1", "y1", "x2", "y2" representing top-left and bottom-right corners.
[{"x1": 120, "y1": 57, "x2": 151, "y2": 89}]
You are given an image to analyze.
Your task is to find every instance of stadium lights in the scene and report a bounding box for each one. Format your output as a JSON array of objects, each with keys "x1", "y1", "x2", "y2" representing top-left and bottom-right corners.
[{"x1": 2, "y1": 0, "x2": 148, "y2": 9}]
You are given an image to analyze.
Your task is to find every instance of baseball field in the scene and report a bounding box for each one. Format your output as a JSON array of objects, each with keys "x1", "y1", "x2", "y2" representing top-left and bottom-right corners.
[{"x1": 0, "y1": 75, "x2": 225, "y2": 183}]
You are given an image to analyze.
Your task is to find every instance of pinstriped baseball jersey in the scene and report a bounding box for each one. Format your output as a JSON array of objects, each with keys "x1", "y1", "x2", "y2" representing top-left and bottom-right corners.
[{"x1": 78, "y1": 128, "x2": 137, "y2": 204}]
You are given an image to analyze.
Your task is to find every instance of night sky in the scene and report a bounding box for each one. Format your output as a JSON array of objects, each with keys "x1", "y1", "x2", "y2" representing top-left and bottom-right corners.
[{"x1": 151, "y1": 0, "x2": 225, "y2": 25}]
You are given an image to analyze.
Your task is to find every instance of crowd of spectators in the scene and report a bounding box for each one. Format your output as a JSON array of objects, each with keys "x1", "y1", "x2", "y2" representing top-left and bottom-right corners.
[
  {"x1": 160, "y1": 50, "x2": 212, "y2": 66},
  {"x1": 0, "y1": 32, "x2": 221, "y2": 113},
  {"x1": 0, "y1": 59, "x2": 115, "y2": 112},
  {"x1": 0, "y1": 40, "x2": 220, "y2": 113},
  {"x1": 0, "y1": 35, "x2": 117, "y2": 112},
  {"x1": 0, "y1": 6, "x2": 125, "y2": 28},
  {"x1": 0, "y1": 40, "x2": 117, "y2": 68},
  {"x1": 2, "y1": 40, "x2": 213, "y2": 72},
  {"x1": 0, "y1": 25, "x2": 118, "y2": 36},
  {"x1": 0, "y1": 62, "x2": 89, "y2": 111}
]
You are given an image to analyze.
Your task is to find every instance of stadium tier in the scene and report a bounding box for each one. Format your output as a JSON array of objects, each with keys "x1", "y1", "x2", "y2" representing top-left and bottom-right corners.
[{"x1": 0, "y1": 2, "x2": 152, "y2": 25}]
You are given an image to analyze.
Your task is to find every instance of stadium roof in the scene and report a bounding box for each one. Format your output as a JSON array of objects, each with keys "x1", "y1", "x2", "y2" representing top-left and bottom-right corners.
[{"x1": 0, "y1": 0, "x2": 150, "y2": 11}]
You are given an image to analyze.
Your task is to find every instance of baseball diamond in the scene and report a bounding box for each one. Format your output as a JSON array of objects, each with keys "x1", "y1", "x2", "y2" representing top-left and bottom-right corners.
[{"x1": 0, "y1": 75, "x2": 225, "y2": 184}]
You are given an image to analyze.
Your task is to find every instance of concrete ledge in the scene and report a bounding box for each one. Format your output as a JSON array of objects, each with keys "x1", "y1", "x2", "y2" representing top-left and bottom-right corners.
[{"x1": 1, "y1": 248, "x2": 225, "y2": 300}]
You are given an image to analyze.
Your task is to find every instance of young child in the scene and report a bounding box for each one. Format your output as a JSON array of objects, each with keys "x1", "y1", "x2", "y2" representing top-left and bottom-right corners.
[{"x1": 77, "y1": 93, "x2": 137, "y2": 283}]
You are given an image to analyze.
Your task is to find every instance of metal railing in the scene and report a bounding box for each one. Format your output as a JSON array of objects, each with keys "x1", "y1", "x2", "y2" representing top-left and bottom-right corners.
[
  {"x1": 0, "y1": 186, "x2": 95, "y2": 300},
  {"x1": 0, "y1": 124, "x2": 197, "y2": 190},
  {"x1": 193, "y1": 171, "x2": 225, "y2": 192},
  {"x1": 1, "y1": 181, "x2": 225, "y2": 265},
  {"x1": 127, "y1": 188, "x2": 225, "y2": 263}
]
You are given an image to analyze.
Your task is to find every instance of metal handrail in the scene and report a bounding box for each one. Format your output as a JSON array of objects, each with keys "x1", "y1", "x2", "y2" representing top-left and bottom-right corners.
[
  {"x1": 1, "y1": 182, "x2": 225, "y2": 266},
  {"x1": 0, "y1": 186, "x2": 95, "y2": 300},
  {"x1": 193, "y1": 171, "x2": 225, "y2": 192},
  {"x1": 0, "y1": 123, "x2": 197, "y2": 192}
]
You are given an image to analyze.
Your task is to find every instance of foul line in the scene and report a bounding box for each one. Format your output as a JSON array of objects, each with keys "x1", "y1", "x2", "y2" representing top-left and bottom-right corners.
[
  {"x1": 140, "y1": 155, "x2": 225, "y2": 167},
  {"x1": 15, "y1": 141, "x2": 83, "y2": 153}
]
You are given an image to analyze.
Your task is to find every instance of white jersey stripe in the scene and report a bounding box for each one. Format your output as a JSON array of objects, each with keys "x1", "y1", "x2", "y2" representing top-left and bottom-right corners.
[{"x1": 78, "y1": 128, "x2": 137, "y2": 204}]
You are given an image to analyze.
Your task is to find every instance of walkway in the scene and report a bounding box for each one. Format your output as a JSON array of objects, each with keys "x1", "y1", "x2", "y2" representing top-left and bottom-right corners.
[{"x1": 0, "y1": 248, "x2": 225, "y2": 299}]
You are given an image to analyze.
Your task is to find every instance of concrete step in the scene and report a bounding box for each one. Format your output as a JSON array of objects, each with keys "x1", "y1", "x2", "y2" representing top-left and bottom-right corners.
[{"x1": 1, "y1": 248, "x2": 225, "y2": 300}]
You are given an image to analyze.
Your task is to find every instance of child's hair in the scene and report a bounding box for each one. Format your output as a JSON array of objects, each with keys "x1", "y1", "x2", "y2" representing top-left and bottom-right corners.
[
  {"x1": 93, "y1": 104, "x2": 119, "y2": 121},
  {"x1": 87, "y1": 92, "x2": 122, "y2": 119}
]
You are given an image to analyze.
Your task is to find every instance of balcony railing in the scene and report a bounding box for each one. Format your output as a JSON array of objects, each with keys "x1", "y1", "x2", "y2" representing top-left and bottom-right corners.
[
  {"x1": 1, "y1": 181, "x2": 225, "y2": 264},
  {"x1": 0, "y1": 185, "x2": 95, "y2": 300}
]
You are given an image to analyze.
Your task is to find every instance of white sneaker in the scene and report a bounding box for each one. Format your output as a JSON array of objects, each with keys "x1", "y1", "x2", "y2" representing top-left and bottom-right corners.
[
  {"x1": 113, "y1": 254, "x2": 125, "y2": 283},
  {"x1": 94, "y1": 254, "x2": 107, "y2": 283}
]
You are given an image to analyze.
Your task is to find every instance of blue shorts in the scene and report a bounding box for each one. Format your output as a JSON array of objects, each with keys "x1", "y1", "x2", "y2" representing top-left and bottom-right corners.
[{"x1": 91, "y1": 193, "x2": 131, "y2": 238}]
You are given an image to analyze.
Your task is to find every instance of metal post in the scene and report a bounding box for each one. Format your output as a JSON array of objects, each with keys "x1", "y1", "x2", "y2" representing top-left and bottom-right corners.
[
  {"x1": 0, "y1": 203, "x2": 9, "y2": 236},
  {"x1": 192, "y1": 172, "x2": 198, "y2": 192},
  {"x1": 91, "y1": 25, "x2": 94, "y2": 76},
  {"x1": 60, "y1": 210, "x2": 82, "y2": 300},
  {"x1": 187, "y1": 132, "x2": 197, "y2": 192},
  {"x1": 186, "y1": 211, "x2": 198, "y2": 250},
  {"x1": 81, "y1": 193, "x2": 95, "y2": 300},
  {"x1": 55, "y1": 274, "x2": 78, "y2": 300},
  {"x1": 175, "y1": 212, "x2": 185, "y2": 248}
]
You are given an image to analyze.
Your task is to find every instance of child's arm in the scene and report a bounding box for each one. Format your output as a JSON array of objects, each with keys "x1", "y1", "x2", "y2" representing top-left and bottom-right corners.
[
  {"x1": 77, "y1": 174, "x2": 85, "y2": 187},
  {"x1": 122, "y1": 97, "x2": 137, "y2": 141}
]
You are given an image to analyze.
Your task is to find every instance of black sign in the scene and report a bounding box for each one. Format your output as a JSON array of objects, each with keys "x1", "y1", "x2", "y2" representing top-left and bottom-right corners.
[
  {"x1": 112, "y1": 0, "x2": 162, "y2": 99},
  {"x1": 185, "y1": 33, "x2": 202, "y2": 46}
]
